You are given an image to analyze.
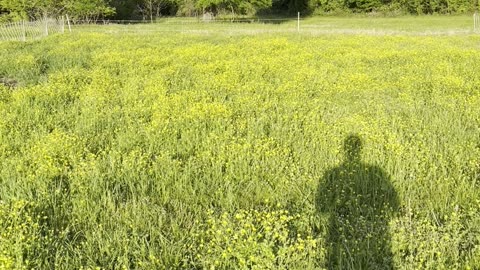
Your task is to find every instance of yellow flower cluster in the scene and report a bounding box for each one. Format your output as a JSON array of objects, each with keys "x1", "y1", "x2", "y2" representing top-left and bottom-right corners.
[
  {"x1": 192, "y1": 209, "x2": 320, "y2": 269},
  {"x1": 0, "y1": 200, "x2": 40, "y2": 270}
]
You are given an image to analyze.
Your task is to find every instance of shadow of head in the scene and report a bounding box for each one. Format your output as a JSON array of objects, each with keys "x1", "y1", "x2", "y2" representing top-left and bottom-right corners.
[{"x1": 344, "y1": 134, "x2": 362, "y2": 162}]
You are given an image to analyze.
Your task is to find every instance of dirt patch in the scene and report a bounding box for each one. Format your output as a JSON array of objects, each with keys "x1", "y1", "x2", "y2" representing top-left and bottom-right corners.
[{"x1": 0, "y1": 77, "x2": 18, "y2": 88}]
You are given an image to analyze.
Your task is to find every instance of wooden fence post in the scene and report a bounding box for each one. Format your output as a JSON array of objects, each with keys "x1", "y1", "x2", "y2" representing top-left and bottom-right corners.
[
  {"x1": 475, "y1": 11, "x2": 479, "y2": 32},
  {"x1": 66, "y1": 14, "x2": 72, "y2": 33},
  {"x1": 297, "y1": 12, "x2": 300, "y2": 32},
  {"x1": 22, "y1": 20, "x2": 26, "y2": 41},
  {"x1": 44, "y1": 17, "x2": 49, "y2": 36}
]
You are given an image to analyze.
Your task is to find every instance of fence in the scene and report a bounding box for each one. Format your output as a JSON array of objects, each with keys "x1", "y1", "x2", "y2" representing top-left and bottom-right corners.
[
  {"x1": 4, "y1": 15, "x2": 479, "y2": 38},
  {"x1": 72, "y1": 16, "x2": 303, "y2": 35},
  {"x1": 75, "y1": 17, "x2": 297, "y2": 25},
  {"x1": 0, "y1": 17, "x2": 70, "y2": 42},
  {"x1": 475, "y1": 11, "x2": 480, "y2": 32}
]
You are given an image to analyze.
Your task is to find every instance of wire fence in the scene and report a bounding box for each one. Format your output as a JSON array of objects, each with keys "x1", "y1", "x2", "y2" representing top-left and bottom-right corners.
[
  {"x1": 2, "y1": 14, "x2": 480, "y2": 39},
  {"x1": 0, "y1": 16, "x2": 301, "y2": 40},
  {"x1": 0, "y1": 18, "x2": 68, "y2": 42},
  {"x1": 65, "y1": 15, "x2": 480, "y2": 36},
  {"x1": 70, "y1": 16, "x2": 303, "y2": 35},
  {"x1": 73, "y1": 17, "x2": 298, "y2": 26}
]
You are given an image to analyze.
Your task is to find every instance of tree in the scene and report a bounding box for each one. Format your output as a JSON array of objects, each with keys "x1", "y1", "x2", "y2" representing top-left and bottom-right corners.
[
  {"x1": 0, "y1": 0, "x2": 39, "y2": 19},
  {"x1": 63, "y1": 0, "x2": 116, "y2": 22},
  {"x1": 196, "y1": 0, "x2": 272, "y2": 15},
  {"x1": 139, "y1": 0, "x2": 176, "y2": 21},
  {"x1": 176, "y1": 0, "x2": 196, "y2": 15},
  {"x1": 109, "y1": 0, "x2": 140, "y2": 19},
  {"x1": 0, "y1": 0, "x2": 115, "y2": 21}
]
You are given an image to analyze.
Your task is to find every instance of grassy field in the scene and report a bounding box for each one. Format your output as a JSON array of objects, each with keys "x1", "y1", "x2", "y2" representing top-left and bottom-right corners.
[{"x1": 0, "y1": 17, "x2": 480, "y2": 269}]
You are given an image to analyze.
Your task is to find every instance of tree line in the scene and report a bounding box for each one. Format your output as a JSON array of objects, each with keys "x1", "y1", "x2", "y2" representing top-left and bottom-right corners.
[{"x1": 0, "y1": 0, "x2": 478, "y2": 22}]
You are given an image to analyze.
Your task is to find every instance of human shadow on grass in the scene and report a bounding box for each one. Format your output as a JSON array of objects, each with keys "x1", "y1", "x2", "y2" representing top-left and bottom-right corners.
[{"x1": 317, "y1": 134, "x2": 399, "y2": 270}]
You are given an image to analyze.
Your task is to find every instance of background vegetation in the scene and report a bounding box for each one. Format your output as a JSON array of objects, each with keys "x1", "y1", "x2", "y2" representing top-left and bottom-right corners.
[
  {"x1": 0, "y1": 24, "x2": 479, "y2": 268},
  {"x1": 0, "y1": 0, "x2": 479, "y2": 22}
]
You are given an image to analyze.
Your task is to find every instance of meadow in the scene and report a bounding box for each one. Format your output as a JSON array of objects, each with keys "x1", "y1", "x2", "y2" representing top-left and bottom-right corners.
[{"x1": 0, "y1": 17, "x2": 479, "y2": 269}]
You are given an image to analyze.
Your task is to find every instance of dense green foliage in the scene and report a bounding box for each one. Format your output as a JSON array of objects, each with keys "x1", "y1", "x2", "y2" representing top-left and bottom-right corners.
[
  {"x1": 0, "y1": 0, "x2": 478, "y2": 22},
  {"x1": 0, "y1": 27, "x2": 479, "y2": 269},
  {"x1": 0, "y1": 0, "x2": 115, "y2": 21}
]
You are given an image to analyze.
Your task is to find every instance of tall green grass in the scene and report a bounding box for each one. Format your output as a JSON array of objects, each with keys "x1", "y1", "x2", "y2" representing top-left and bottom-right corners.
[{"x1": 0, "y1": 30, "x2": 479, "y2": 269}]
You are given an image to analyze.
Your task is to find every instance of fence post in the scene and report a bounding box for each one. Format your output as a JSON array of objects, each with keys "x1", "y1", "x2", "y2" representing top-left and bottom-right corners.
[
  {"x1": 297, "y1": 12, "x2": 300, "y2": 32},
  {"x1": 474, "y1": 11, "x2": 478, "y2": 32},
  {"x1": 44, "y1": 17, "x2": 49, "y2": 36},
  {"x1": 475, "y1": 11, "x2": 479, "y2": 32},
  {"x1": 66, "y1": 14, "x2": 72, "y2": 33},
  {"x1": 22, "y1": 20, "x2": 26, "y2": 41},
  {"x1": 61, "y1": 16, "x2": 65, "y2": 33}
]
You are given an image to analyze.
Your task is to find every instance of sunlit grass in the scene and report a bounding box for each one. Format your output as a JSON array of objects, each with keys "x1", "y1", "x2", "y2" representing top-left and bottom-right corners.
[{"x1": 0, "y1": 26, "x2": 479, "y2": 269}]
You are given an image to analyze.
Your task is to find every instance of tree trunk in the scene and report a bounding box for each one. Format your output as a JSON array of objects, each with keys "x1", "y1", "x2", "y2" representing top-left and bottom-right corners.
[
  {"x1": 149, "y1": 0, "x2": 153, "y2": 23},
  {"x1": 156, "y1": 4, "x2": 161, "y2": 17}
]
